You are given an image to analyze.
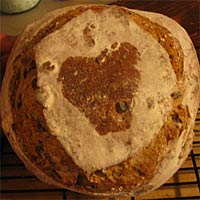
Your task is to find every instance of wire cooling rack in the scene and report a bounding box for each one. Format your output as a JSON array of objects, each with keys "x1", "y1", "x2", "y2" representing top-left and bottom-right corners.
[{"x1": 0, "y1": 106, "x2": 199, "y2": 200}]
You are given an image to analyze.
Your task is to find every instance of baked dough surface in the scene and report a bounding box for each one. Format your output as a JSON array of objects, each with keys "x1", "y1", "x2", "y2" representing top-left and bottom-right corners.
[{"x1": 1, "y1": 4, "x2": 200, "y2": 196}]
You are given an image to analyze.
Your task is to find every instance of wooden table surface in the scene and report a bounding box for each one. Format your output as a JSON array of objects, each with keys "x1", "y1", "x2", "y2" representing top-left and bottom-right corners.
[{"x1": 1, "y1": 0, "x2": 200, "y2": 200}]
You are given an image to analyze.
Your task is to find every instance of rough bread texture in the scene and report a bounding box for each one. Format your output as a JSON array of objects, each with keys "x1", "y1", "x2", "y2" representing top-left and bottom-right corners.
[{"x1": 1, "y1": 4, "x2": 200, "y2": 196}]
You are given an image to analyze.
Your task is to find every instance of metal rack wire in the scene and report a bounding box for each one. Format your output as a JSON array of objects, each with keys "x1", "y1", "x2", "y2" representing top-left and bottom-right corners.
[{"x1": 0, "y1": 106, "x2": 199, "y2": 200}]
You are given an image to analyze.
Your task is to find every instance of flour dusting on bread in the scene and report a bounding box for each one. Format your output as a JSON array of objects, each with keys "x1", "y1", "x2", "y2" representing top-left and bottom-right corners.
[
  {"x1": 1, "y1": 4, "x2": 199, "y2": 196},
  {"x1": 34, "y1": 7, "x2": 176, "y2": 172}
]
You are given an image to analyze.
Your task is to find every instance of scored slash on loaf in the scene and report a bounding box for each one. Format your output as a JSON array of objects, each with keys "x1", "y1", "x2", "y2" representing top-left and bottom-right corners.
[{"x1": 1, "y1": 4, "x2": 200, "y2": 197}]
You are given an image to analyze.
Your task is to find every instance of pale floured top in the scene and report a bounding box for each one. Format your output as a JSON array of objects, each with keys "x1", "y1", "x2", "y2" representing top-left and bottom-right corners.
[
  {"x1": 132, "y1": 9, "x2": 199, "y2": 191},
  {"x1": 34, "y1": 7, "x2": 177, "y2": 173}
]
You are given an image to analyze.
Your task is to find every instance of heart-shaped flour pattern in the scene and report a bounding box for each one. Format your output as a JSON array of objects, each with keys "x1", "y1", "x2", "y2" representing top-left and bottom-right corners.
[{"x1": 58, "y1": 42, "x2": 141, "y2": 135}]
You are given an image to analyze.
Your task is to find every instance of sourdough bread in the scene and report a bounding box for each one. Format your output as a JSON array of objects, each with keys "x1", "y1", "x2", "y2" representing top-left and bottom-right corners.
[{"x1": 1, "y1": 4, "x2": 200, "y2": 196}]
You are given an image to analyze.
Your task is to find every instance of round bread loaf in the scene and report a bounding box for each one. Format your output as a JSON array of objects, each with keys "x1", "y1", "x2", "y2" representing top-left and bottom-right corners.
[{"x1": 1, "y1": 4, "x2": 200, "y2": 197}]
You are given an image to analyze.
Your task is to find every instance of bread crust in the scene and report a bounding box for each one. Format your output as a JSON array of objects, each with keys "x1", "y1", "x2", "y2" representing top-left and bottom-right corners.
[{"x1": 1, "y1": 4, "x2": 200, "y2": 196}]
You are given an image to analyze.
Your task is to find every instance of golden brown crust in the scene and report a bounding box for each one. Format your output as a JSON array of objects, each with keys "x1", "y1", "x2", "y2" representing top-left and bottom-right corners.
[
  {"x1": 10, "y1": 54, "x2": 80, "y2": 186},
  {"x1": 1, "y1": 4, "x2": 199, "y2": 197}
]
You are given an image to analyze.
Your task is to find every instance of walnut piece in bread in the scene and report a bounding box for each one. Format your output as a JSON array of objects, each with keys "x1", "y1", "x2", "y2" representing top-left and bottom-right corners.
[{"x1": 1, "y1": 4, "x2": 200, "y2": 196}]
